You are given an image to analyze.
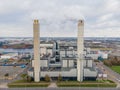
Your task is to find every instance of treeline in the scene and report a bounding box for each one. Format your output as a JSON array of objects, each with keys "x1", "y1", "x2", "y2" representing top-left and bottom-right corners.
[
  {"x1": 1, "y1": 44, "x2": 33, "y2": 49},
  {"x1": 103, "y1": 56, "x2": 120, "y2": 66}
]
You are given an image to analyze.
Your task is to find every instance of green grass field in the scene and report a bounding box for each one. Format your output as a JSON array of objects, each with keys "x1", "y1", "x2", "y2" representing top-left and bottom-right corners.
[
  {"x1": 57, "y1": 81, "x2": 117, "y2": 87},
  {"x1": 111, "y1": 66, "x2": 120, "y2": 74},
  {"x1": 8, "y1": 80, "x2": 50, "y2": 88}
]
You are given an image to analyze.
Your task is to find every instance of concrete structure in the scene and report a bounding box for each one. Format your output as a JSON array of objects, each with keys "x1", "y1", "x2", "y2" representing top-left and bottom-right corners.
[
  {"x1": 29, "y1": 19, "x2": 98, "y2": 82},
  {"x1": 33, "y1": 20, "x2": 40, "y2": 82},
  {"x1": 0, "y1": 66, "x2": 24, "y2": 80},
  {"x1": 86, "y1": 48, "x2": 109, "y2": 60},
  {"x1": 40, "y1": 41, "x2": 54, "y2": 56},
  {"x1": 77, "y1": 20, "x2": 84, "y2": 82}
]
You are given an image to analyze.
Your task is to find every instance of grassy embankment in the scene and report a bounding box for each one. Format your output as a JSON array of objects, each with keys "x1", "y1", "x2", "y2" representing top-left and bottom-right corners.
[
  {"x1": 8, "y1": 79, "x2": 117, "y2": 87},
  {"x1": 8, "y1": 80, "x2": 50, "y2": 88},
  {"x1": 57, "y1": 80, "x2": 117, "y2": 87},
  {"x1": 110, "y1": 66, "x2": 120, "y2": 74}
]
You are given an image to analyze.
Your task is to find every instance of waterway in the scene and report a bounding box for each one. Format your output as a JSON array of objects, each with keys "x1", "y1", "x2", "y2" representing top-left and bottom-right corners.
[{"x1": 0, "y1": 48, "x2": 33, "y2": 53}]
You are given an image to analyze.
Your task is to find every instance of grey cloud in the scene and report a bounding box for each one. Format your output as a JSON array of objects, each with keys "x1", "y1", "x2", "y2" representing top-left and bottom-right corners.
[{"x1": 0, "y1": 0, "x2": 120, "y2": 37}]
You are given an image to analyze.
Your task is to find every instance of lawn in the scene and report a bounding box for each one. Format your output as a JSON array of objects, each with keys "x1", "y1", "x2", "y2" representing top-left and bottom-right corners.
[
  {"x1": 8, "y1": 80, "x2": 50, "y2": 88},
  {"x1": 111, "y1": 66, "x2": 120, "y2": 74},
  {"x1": 57, "y1": 80, "x2": 117, "y2": 87}
]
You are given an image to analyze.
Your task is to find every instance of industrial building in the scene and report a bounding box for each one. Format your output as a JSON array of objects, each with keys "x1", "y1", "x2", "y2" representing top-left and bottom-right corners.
[{"x1": 28, "y1": 20, "x2": 98, "y2": 82}]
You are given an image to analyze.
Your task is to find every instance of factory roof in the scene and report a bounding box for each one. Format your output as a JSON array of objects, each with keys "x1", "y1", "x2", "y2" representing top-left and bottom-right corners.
[
  {"x1": 84, "y1": 56, "x2": 92, "y2": 60},
  {"x1": 62, "y1": 57, "x2": 77, "y2": 60},
  {"x1": 40, "y1": 41, "x2": 54, "y2": 44},
  {"x1": 84, "y1": 67, "x2": 96, "y2": 72}
]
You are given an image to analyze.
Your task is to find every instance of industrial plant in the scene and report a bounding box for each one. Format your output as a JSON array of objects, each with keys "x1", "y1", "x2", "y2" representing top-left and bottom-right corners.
[{"x1": 28, "y1": 20, "x2": 98, "y2": 82}]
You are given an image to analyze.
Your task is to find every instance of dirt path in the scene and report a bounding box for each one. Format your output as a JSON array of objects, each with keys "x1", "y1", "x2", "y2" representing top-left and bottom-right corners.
[
  {"x1": 48, "y1": 82, "x2": 57, "y2": 88},
  {"x1": 0, "y1": 83, "x2": 8, "y2": 88}
]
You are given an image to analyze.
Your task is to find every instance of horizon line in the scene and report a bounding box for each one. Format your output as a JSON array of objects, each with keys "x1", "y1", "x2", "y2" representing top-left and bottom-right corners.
[{"x1": 0, "y1": 36, "x2": 120, "y2": 38}]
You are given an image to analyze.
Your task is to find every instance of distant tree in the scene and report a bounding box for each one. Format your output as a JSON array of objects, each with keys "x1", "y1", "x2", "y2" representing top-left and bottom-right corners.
[
  {"x1": 45, "y1": 74, "x2": 50, "y2": 82},
  {"x1": 104, "y1": 54, "x2": 120, "y2": 66},
  {"x1": 26, "y1": 76, "x2": 32, "y2": 82},
  {"x1": 4, "y1": 73, "x2": 9, "y2": 77},
  {"x1": 4, "y1": 73, "x2": 9, "y2": 79},
  {"x1": 103, "y1": 60, "x2": 112, "y2": 66},
  {"x1": 117, "y1": 58, "x2": 120, "y2": 65},
  {"x1": 58, "y1": 74, "x2": 62, "y2": 81},
  {"x1": 21, "y1": 74, "x2": 27, "y2": 80},
  {"x1": 114, "y1": 56, "x2": 119, "y2": 65}
]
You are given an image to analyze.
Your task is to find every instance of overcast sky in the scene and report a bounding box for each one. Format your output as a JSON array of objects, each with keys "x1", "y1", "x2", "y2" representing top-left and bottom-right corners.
[{"x1": 0, "y1": 0, "x2": 120, "y2": 37}]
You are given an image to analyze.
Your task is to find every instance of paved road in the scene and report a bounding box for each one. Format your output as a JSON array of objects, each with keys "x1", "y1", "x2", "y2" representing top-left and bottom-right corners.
[
  {"x1": 0, "y1": 64, "x2": 30, "y2": 88},
  {"x1": 0, "y1": 87, "x2": 120, "y2": 90},
  {"x1": 94, "y1": 61, "x2": 120, "y2": 87},
  {"x1": 95, "y1": 61, "x2": 120, "y2": 82}
]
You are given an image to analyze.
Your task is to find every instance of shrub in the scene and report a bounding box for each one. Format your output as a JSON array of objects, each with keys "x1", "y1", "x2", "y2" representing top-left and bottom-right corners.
[
  {"x1": 58, "y1": 74, "x2": 62, "y2": 81},
  {"x1": 4, "y1": 73, "x2": 9, "y2": 77},
  {"x1": 21, "y1": 74, "x2": 27, "y2": 80},
  {"x1": 26, "y1": 76, "x2": 33, "y2": 82},
  {"x1": 45, "y1": 74, "x2": 50, "y2": 82}
]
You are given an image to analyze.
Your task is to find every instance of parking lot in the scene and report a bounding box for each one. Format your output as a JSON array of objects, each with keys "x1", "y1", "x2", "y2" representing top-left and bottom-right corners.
[{"x1": 0, "y1": 66, "x2": 24, "y2": 80}]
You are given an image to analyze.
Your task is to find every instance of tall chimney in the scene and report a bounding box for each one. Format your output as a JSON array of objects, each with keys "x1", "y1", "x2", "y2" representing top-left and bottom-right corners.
[
  {"x1": 33, "y1": 19, "x2": 40, "y2": 82},
  {"x1": 77, "y1": 20, "x2": 84, "y2": 82}
]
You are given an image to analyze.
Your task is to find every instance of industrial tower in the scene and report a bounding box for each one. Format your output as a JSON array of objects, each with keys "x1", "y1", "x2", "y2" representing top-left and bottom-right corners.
[
  {"x1": 77, "y1": 20, "x2": 84, "y2": 82},
  {"x1": 32, "y1": 19, "x2": 84, "y2": 82},
  {"x1": 33, "y1": 20, "x2": 40, "y2": 82}
]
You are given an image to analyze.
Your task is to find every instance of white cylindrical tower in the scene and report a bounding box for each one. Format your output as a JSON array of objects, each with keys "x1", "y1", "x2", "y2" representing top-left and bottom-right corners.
[
  {"x1": 33, "y1": 20, "x2": 40, "y2": 82},
  {"x1": 77, "y1": 20, "x2": 84, "y2": 82}
]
